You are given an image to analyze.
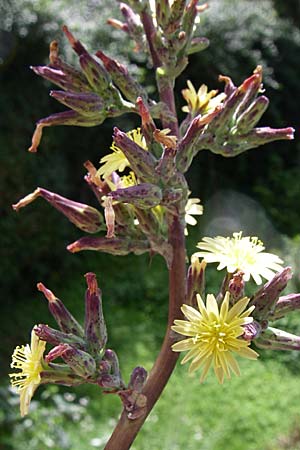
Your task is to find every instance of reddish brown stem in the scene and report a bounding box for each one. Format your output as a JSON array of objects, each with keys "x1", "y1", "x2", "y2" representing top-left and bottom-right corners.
[{"x1": 104, "y1": 215, "x2": 186, "y2": 449}]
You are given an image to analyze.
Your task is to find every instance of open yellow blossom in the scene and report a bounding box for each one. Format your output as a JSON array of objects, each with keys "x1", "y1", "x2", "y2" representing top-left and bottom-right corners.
[
  {"x1": 185, "y1": 198, "x2": 203, "y2": 235},
  {"x1": 172, "y1": 292, "x2": 258, "y2": 383},
  {"x1": 9, "y1": 327, "x2": 46, "y2": 416},
  {"x1": 182, "y1": 80, "x2": 226, "y2": 116},
  {"x1": 193, "y1": 232, "x2": 283, "y2": 285},
  {"x1": 97, "y1": 128, "x2": 147, "y2": 180}
]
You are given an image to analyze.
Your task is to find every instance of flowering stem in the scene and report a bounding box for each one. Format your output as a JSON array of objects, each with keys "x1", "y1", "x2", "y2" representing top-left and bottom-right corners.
[{"x1": 104, "y1": 214, "x2": 186, "y2": 449}]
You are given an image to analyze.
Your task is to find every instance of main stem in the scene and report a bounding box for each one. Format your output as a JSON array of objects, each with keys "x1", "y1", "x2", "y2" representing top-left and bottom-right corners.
[{"x1": 104, "y1": 215, "x2": 186, "y2": 449}]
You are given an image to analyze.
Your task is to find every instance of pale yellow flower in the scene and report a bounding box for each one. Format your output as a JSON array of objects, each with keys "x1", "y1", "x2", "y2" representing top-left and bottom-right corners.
[
  {"x1": 9, "y1": 328, "x2": 46, "y2": 416},
  {"x1": 182, "y1": 80, "x2": 226, "y2": 116},
  {"x1": 172, "y1": 292, "x2": 258, "y2": 383},
  {"x1": 97, "y1": 128, "x2": 147, "y2": 180},
  {"x1": 193, "y1": 232, "x2": 283, "y2": 285},
  {"x1": 185, "y1": 198, "x2": 203, "y2": 235}
]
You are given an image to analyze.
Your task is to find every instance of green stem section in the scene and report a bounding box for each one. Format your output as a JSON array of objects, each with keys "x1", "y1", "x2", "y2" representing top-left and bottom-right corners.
[{"x1": 104, "y1": 214, "x2": 186, "y2": 450}]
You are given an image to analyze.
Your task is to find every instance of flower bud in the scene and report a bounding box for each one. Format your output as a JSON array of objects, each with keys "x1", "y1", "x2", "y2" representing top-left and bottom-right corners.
[
  {"x1": 96, "y1": 51, "x2": 148, "y2": 104},
  {"x1": 186, "y1": 256, "x2": 206, "y2": 306},
  {"x1": 236, "y1": 96, "x2": 269, "y2": 133},
  {"x1": 250, "y1": 267, "x2": 293, "y2": 321},
  {"x1": 255, "y1": 327, "x2": 300, "y2": 351},
  {"x1": 37, "y1": 282, "x2": 84, "y2": 337},
  {"x1": 109, "y1": 183, "x2": 162, "y2": 209},
  {"x1": 31, "y1": 65, "x2": 91, "y2": 93},
  {"x1": 128, "y1": 366, "x2": 147, "y2": 391},
  {"x1": 28, "y1": 110, "x2": 105, "y2": 152},
  {"x1": 187, "y1": 37, "x2": 210, "y2": 55},
  {"x1": 242, "y1": 321, "x2": 262, "y2": 341},
  {"x1": 67, "y1": 236, "x2": 150, "y2": 256},
  {"x1": 50, "y1": 91, "x2": 104, "y2": 117},
  {"x1": 228, "y1": 271, "x2": 245, "y2": 300},
  {"x1": 271, "y1": 293, "x2": 300, "y2": 320},
  {"x1": 13, "y1": 187, "x2": 104, "y2": 233},
  {"x1": 47, "y1": 344, "x2": 97, "y2": 378},
  {"x1": 113, "y1": 127, "x2": 158, "y2": 183},
  {"x1": 34, "y1": 324, "x2": 85, "y2": 347},
  {"x1": 239, "y1": 126, "x2": 295, "y2": 151},
  {"x1": 62, "y1": 26, "x2": 110, "y2": 95},
  {"x1": 84, "y1": 273, "x2": 107, "y2": 357}
]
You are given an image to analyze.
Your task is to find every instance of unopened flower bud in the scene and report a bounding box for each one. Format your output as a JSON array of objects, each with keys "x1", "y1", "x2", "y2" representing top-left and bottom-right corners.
[
  {"x1": 62, "y1": 26, "x2": 110, "y2": 96},
  {"x1": 242, "y1": 321, "x2": 262, "y2": 341},
  {"x1": 113, "y1": 127, "x2": 158, "y2": 183},
  {"x1": 31, "y1": 65, "x2": 91, "y2": 93},
  {"x1": 37, "y1": 282, "x2": 84, "y2": 337},
  {"x1": 250, "y1": 267, "x2": 293, "y2": 321},
  {"x1": 34, "y1": 324, "x2": 85, "y2": 347},
  {"x1": 187, "y1": 37, "x2": 209, "y2": 55},
  {"x1": 128, "y1": 366, "x2": 147, "y2": 392},
  {"x1": 67, "y1": 236, "x2": 150, "y2": 256},
  {"x1": 96, "y1": 51, "x2": 148, "y2": 104},
  {"x1": 255, "y1": 327, "x2": 300, "y2": 351},
  {"x1": 187, "y1": 256, "x2": 206, "y2": 306},
  {"x1": 84, "y1": 272, "x2": 107, "y2": 357},
  {"x1": 271, "y1": 293, "x2": 300, "y2": 320},
  {"x1": 13, "y1": 187, "x2": 104, "y2": 233},
  {"x1": 47, "y1": 343, "x2": 97, "y2": 378},
  {"x1": 50, "y1": 91, "x2": 104, "y2": 117},
  {"x1": 236, "y1": 96, "x2": 269, "y2": 133},
  {"x1": 228, "y1": 271, "x2": 245, "y2": 300},
  {"x1": 109, "y1": 183, "x2": 162, "y2": 209}
]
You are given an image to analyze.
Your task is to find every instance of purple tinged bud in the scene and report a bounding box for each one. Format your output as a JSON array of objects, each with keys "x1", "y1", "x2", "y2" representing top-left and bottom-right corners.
[
  {"x1": 104, "y1": 349, "x2": 121, "y2": 376},
  {"x1": 31, "y1": 65, "x2": 92, "y2": 93},
  {"x1": 255, "y1": 327, "x2": 300, "y2": 351},
  {"x1": 250, "y1": 267, "x2": 293, "y2": 321},
  {"x1": 96, "y1": 51, "x2": 148, "y2": 104},
  {"x1": 128, "y1": 367, "x2": 147, "y2": 392},
  {"x1": 34, "y1": 324, "x2": 85, "y2": 347},
  {"x1": 236, "y1": 96, "x2": 269, "y2": 133},
  {"x1": 271, "y1": 293, "x2": 300, "y2": 320},
  {"x1": 228, "y1": 271, "x2": 245, "y2": 300},
  {"x1": 187, "y1": 37, "x2": 210, "y2": 55},
  {"x1": 47, "y1": 344, "x2": 97, "y2": 378},
  {"x1": 50, "y1": 91, "x2": 104, "y2": 117},
  {"x1": 186, "y1": 256, "x2": 206, "y2": 307},
  {"x1": 84, "y1": 273, "x2": 107, "y2": 357},
  {"x1": 62, "y1": 25, "x2": 110, "y2": 95},
  {"x1": 239, "y1": 126, "x2": 295, "y2": 150},
  {"x1": 37, "y1": 282, "x2": 84, "y2": 337},
  {"x1": 155, "y1": 147, "x2": 177, "y2": 182},
  {"x1": 109, "y1": 183, "x2": 162, "y2": 209},
  {"x1": 113, "y1": 127, "x2": 158, "y2": 183},
  {"x1": 28, "y1": 110, "x2": 105, "y2": 152},
  {"x1": 13, "y1": 187, "x2": 104, "y2": 233},
  {"x1": 98, "y1": 374, "x2": 123, "y2": 389},
  {"x1": 242, "y1": 321, "x2": 262, "y2": 341},
  {"x1": 67, "y1": 236, "x2": 150, "y2": 256}
]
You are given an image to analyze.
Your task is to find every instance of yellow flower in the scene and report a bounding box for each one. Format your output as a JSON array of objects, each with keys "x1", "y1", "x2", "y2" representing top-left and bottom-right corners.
[
  {"x1": 172, "y1": 292, "x2": 258, "y2": 383},
  {"x1": 9, "y1": 327, "x2": 46, "y2": 416},
  {"x1": 193, "y1": 232, "x2": 283, "y2": 285},
  {"x1": 97, "y1": 128, "x2": 147, "y2": 180},
  {"x1": 182, "y1": 80, "x2": 226, "y2": 116},
  {"x1": 185, "y1": 198, "x2": 203, "y2": 235}
]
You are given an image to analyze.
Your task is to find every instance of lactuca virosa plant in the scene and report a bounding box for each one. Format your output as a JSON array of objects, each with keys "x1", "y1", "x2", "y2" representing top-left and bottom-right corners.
[{"x1": 10, "y1": 1, "x2": 299, "y2": 449}]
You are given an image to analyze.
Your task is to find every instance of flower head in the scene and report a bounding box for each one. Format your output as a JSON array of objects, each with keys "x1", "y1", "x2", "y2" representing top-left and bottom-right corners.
[
  {"x1": 185, "y1": 197, "x2": 203, "y2": 235},
  {"x1": 97, "y1": 128, "x2": 147, "y2": 179},
  {"x1": 193, "y1": 232, "x2": 283, "y2": 285},
  {"x1": 182, "y1": 81, "x2": 226, "y2": 116},
  {"x1": 172, "y1": 292, "x2": 258, "y2": 383},
  {"x1": 9, "y1": 328, "x2": 46, "y2": 416}
]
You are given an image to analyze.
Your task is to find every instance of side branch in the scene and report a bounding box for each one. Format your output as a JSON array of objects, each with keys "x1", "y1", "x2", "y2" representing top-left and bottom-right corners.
[{"x1": 104, "y1": 214, "x2": 186, "y2": 450}]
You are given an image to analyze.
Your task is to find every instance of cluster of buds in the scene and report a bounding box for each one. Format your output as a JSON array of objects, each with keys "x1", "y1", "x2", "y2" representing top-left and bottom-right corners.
[
  {"x1": 177, "y1": 66, "x2": 294, "y2": 172},
  {"x1": 10, "y1": 272, "x2": 148, "y2": 417}
]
